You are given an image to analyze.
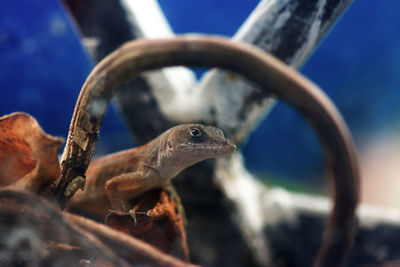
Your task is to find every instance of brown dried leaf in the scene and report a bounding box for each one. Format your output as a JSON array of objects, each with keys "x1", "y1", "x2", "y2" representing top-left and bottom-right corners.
[
  {"x1": 105, "y1": 187, "x2": 189, "y2": 261},
  {"x1": 0, "y1": 112, "x2": 63, "y2": 191}
]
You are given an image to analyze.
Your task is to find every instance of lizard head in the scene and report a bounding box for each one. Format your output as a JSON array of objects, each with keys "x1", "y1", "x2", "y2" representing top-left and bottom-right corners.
[{"x1": 166, "y1": 124, "x2": 236, "y2": 160}]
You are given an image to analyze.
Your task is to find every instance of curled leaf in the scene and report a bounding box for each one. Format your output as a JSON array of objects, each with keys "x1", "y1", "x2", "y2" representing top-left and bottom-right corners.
[{"x1": 0, "y1": 112, "x2": 63, "y2": 192}]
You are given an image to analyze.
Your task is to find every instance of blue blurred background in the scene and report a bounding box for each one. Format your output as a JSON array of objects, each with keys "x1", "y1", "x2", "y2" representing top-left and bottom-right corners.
[{"x1": 1, "y1": 1, "x2": 399, "y2": 203}]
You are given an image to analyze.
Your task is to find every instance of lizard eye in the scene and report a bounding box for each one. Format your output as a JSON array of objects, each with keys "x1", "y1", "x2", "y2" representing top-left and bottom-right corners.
[{"x1": 190, "y1": 128, "x2": 201, "y2": 137}]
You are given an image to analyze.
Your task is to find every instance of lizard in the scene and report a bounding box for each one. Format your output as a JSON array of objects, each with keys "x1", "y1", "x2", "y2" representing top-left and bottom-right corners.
[
  {"x1": 68, "y1": 124, "x2": 236, "y2": 215},
  {"x1": 53, "y1": 36, "x2": 359, "y2": 267}
]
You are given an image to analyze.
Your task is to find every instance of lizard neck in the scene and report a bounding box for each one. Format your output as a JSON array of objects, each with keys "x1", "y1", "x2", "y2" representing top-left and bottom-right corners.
[{"x1": 153, "y1": 130, "x2": 201, "y2": 181}]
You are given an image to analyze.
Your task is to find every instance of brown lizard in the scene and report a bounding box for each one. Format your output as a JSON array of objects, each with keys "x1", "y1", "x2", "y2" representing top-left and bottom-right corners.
[
  {"x1": 54, "y1": 36, "x2": 359, "y2": 267},
  {"x1": 68, "y1": 124, "x2": 235, "y2": 215}
]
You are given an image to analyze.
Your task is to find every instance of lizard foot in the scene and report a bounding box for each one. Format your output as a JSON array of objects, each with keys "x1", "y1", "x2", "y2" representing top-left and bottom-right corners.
[{"x1": 128, "y1": 209, "x2": 147, "y2": 226}]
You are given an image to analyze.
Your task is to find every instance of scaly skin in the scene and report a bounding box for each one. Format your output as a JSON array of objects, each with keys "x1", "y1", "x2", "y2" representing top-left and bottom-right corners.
[{"x1": 68, "y1": 124, "x2": 235, "y2": 214}]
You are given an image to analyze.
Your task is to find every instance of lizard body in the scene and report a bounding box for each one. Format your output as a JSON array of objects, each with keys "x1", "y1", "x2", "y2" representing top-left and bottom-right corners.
[{"x1": 69, "y1": 124, "x2": 235, "y2": 214}]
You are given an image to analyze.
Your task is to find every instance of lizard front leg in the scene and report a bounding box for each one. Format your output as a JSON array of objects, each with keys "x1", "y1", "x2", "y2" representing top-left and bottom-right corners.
[{"x1": 105, "y1": 170, "x2": 160, "y2": 212}]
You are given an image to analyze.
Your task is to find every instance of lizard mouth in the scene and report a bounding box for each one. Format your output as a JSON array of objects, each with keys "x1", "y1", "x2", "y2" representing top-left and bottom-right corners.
[
  {"x1": 178, "y1": 141, "x2": 236, "y2": 157},
  {"x1": 215, "y1": 141, "x2": 236, "y2": 155}
]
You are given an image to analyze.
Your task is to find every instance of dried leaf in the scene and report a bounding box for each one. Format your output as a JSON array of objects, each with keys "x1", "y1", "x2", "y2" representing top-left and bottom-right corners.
[
  {"x1": 105, "y1": 187, "x2": 189, "y2": 261},
  {"x1": 0, "y1": 112, "x2": 63, "y2": 191}
]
